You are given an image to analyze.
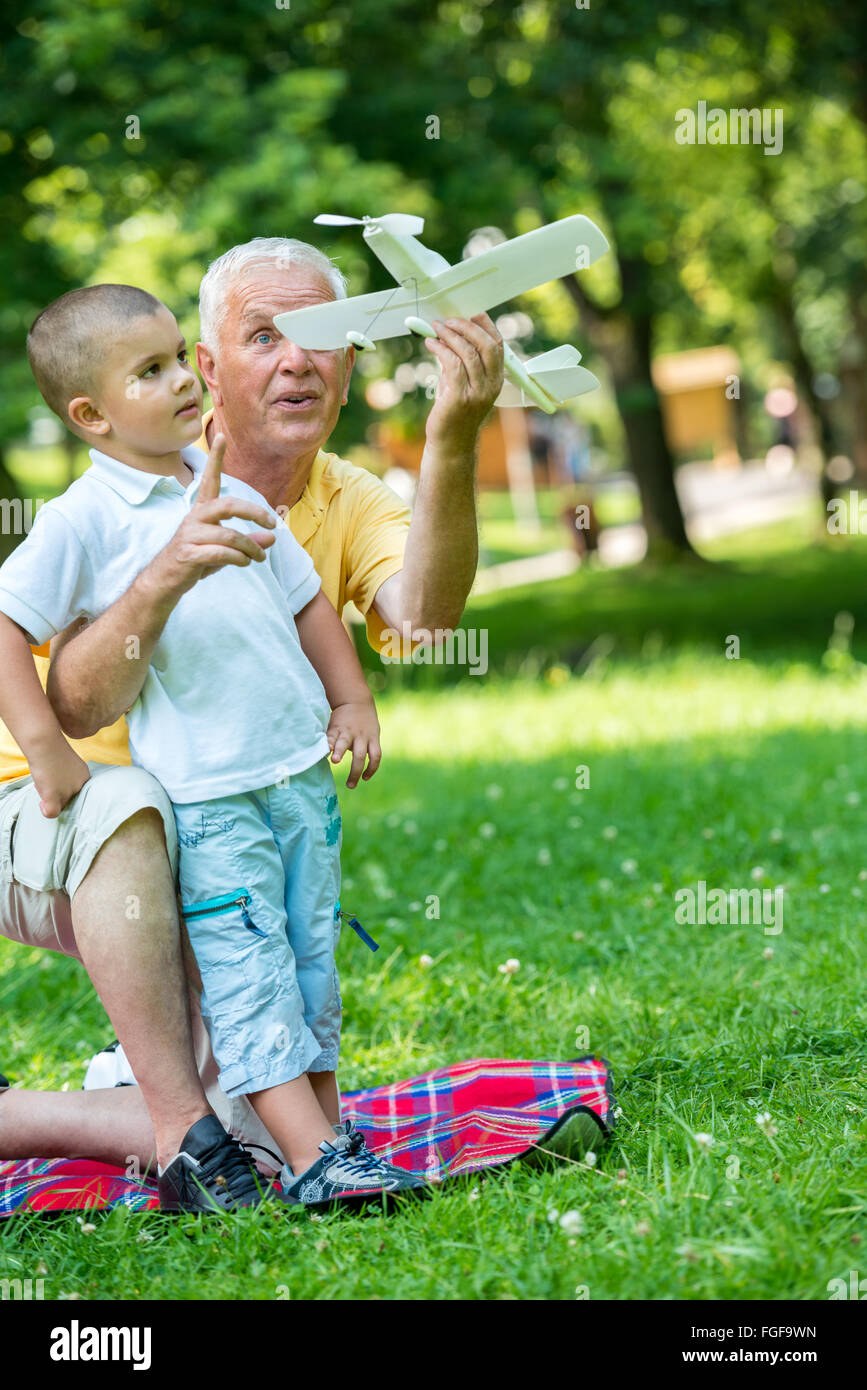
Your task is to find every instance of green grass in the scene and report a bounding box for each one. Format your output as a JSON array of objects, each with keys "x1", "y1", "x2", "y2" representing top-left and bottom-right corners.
[{"x1": 2, "y1": 638, "x2": 866, "y2": 1298}]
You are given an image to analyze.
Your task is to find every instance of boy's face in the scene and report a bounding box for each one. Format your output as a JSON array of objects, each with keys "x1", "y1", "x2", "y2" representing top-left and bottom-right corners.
[{"x1": 71, "y1": 305, "x2": 203, "y2": 454}]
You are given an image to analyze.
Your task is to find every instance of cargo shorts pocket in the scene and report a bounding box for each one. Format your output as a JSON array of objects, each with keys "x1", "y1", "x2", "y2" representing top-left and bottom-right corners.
[
  {"x1": 0, "y1": 799, "x2": 21, "y2": 883},
  {"x1": 181, "y1": 888, "x2": 284, "y2": 1070}
]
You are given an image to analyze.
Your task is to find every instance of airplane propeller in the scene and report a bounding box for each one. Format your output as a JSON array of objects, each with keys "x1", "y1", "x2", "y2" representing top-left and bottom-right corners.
[{"x1": 314, "y1": 212, "x2": 425, "y2": 236}]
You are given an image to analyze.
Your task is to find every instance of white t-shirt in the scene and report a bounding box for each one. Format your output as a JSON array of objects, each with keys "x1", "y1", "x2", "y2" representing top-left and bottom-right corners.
[{"x1": 0, "y1": 445, "x2": 331, "y2": 802}]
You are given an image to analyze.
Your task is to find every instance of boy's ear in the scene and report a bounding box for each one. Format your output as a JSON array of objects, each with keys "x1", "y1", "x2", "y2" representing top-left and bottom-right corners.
[
  {"x1": 196, "y1": 342, "x2": 221, "y2": 406},
  {"x1": 67, "y1": 396, "x2": 110, "y2": 436}
]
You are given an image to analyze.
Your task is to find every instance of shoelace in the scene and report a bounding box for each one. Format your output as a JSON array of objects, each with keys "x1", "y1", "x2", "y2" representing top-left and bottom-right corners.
[
  {"x1": 192, "y1": 1133, "x2": 266, "y2": 1198},
  {"x1": 321, "y1": 1125, "x2": 391, "y2": 1180}
]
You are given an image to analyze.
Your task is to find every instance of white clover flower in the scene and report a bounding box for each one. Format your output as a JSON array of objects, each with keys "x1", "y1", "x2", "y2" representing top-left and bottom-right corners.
[
  {"x1": 537, "y1": 848, "x2": 552, "y2": 866},
  {"x1": 468, "y1": 1187, "x2": 481, "y2": 1202},
  {"x1": 559, "y1": 1210, "x2": 584, "y2": 1235},
  {"x1": 762, "y1": 947, "x2": 774, "y2": 960},
  {"x1": 568, "y1": 816, "x2": 583, "y2": 829},
  {"x1": 572, "y1": 930, "x2": 585, "y2": 941},
  {"x1": 404, "y1": 820, "x2": 418, "y2": 835},
  {"x1": 754, "y1": 1111, "x2": 778, "y2": 1138},
  {"x1": 635, "y1": 1221, "x2": 651, "y2": 1237},
  {"x1": 846, "y1": 791, "x2": 860, "y2": 806},
  {"x1": 584, "y1": 1150, "x2": 597, "y2": 1168},
  {"x1": 769, "y1": 828, "x2": 784, "y2": 842},
  {"x1": 620, "y1": 859, "x2": 637, "y2": 875},
  {"x1": 750, "y1": 866, "x2": 765, "y2": 881},
  {"x1": 498, "y1": 958, "x2": 520, "y2": 976},
  {"x1": 858, "y1": 870, "x2": 867, "y2": 881},
  {"x1": 408, "y1": 901, "x2": 422, "y2": 912},
  {"x1": 602, "y1": 826, "x2": 618, "y2": 840},
  {"x1": 419, "y1": 954, "x2": 434, "y2": 968},
  {"x1": 597, "y1": 878, "x2": 613, "y2": 893},
  {"x1": 694, "y1": 1132, "x2": 714, "y2": 1152},
  {"x1": 136, "y1": 1230, "x2": 154, "y2": 1243},
  {"x1": 486, "y1": 784, "x2": 503, "y2": 800},
  {"x1": 701, "y1": 827, "x2": 715, "y2": 840},
  {"x1": 613, "y1": 1106, "x2": 624, "y2": 1120},
  {"x1": 78, "y1": 1221, "x2": 96, "y2": 1235},
  {"x1": 479, "y1": 822, "x2": 497, "y2": 838},
  {"x1": 653, "y1": 883, "x2": 664, "y2": 894},
  {"x1": 547, "y1": 1208, "x2": 560, "y2": 1224},
  {"x1": 819, "y1": 883, "x2": 831, "y2": 894}
]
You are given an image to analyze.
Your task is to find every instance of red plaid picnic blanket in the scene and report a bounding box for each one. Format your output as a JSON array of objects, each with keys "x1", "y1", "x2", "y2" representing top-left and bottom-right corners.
[{"x1": 0, "y1": 1055, "x2": 613, "y2": 1215}]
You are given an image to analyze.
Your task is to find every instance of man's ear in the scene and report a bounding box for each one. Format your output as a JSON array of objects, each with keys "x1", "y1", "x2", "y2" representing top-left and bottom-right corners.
[
  {"x1": 341, "y1": 345, "x2": 356, "y2": 406},
  {"x1": 67, "y1": 397, "x2": 110, "y2": 437},
  {"x1": 196, "y1": 342, "x2": 222, "y2": 406}
]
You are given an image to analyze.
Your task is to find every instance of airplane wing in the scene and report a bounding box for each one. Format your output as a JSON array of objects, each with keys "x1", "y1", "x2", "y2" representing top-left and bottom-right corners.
[
  {"x1": 425, "y1": 215, "x2": 609, "y2": 320},
  {"x1": 274, "y1": 214, "x2": 608, "y2": 350},
  {"x1": 273, "y1": 285, "x2": 432, "y2": 350}
]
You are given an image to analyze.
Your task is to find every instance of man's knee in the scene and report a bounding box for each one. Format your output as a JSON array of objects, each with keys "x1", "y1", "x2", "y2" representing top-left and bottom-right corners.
[{"x1": 71, "y1": 766, "x2": 178, "y2": 895}]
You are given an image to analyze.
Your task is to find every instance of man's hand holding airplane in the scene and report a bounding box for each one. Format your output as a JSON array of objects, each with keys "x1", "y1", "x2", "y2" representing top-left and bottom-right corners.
[{"x1": 423, "y1": 312, "x2": 505, "y2": 454}]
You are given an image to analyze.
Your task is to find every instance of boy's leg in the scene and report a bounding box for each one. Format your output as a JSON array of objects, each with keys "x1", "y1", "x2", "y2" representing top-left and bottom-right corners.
[
  {"x1": 173, "y1": 790, "x2": 337, "y2": 1176},
  {"x1": 308, "y1": 1071, "x2": 341, "y2": 1127},
  {"x1": 272, "y1": 758, "x2": 344, "y2": 1134}
]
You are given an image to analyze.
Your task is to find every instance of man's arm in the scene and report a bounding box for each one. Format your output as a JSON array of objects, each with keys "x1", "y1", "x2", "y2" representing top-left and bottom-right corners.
[
  {"x1": 47, "y1": 435, "x2": 277, "y2": 739},
  {"x1": 372, "y1": 313, "x2": 504, "y2": 636}
]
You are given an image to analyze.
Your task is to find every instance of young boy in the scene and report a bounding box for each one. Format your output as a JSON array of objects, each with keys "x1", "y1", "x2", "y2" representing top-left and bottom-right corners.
[{"x1": 0, "y1": 283, "x2": 426, "y2": 1210}]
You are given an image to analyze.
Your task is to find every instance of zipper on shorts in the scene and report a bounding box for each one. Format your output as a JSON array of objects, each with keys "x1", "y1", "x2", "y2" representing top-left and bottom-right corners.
[
  {"x1": 181, "y1": 890, "x2": 267, "y2": 939},
  {"x1": 335, "y1": 901, "x2": 379, "y2": 952}
]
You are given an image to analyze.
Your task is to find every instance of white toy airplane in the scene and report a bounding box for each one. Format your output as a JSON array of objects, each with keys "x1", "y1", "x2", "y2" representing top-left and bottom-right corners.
[{"x1": 273, "y1": 211, "x2": 609, "y2": 414}]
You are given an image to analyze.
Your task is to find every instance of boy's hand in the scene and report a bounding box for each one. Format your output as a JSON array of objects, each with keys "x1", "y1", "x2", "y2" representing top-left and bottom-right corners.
[
  {"x1": 149, "y1": 434, "x2": 278, "y2": 601},
  {"x1": 29, "y1": 742, "x2": 91, "y2": 818},
  {"x1": 327, "y1": 700, "x2": 382, "y2": 788}
]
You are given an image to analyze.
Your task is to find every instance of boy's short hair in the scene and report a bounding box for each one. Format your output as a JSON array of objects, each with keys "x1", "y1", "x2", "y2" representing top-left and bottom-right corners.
[{"x1": 27, "y1": 284, "x2": 164, "y2": 424}]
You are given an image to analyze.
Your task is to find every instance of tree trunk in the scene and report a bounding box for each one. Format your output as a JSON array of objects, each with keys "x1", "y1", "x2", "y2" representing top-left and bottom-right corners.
[
  {"x1": 605, "y1": 305, "x2": 695, "y2": 559},
  {"x1": 562, "y1": 260, "x2": 695, "y2": 560}
]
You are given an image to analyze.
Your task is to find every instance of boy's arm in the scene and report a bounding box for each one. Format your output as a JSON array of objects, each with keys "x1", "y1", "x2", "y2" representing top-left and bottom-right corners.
[
  {"x1": 294, "y1": 589, "x2": 381, "y2": 789},
  {"x1": 46, "y1": 436, "x2": 276, "y2": 738},
  {"x1": 0, "y1": 612, "x2": 90, "y2": 816}
]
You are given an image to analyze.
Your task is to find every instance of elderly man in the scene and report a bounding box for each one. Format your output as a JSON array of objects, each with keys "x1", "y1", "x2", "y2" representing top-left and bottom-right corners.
[{"x1": 0, "y1": 237, "x2": 504, "y2": 1206}]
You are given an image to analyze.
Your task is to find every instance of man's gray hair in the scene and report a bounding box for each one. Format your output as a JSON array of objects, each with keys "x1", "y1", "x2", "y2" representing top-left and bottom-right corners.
[{"x1": 198, "y1": 237, "x2": 347, "y2": 350}]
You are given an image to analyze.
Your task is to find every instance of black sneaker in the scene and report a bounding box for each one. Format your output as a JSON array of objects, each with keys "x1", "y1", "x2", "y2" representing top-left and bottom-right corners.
[
  {"x1": 279, "y1": 1120, "x2": 428, "y2": 1211},
  {"x1": 0, "y1": 1074, "x2": 9, "y2": 1091},
  {"x1": 157, "y1": 1115, "x2": 276, "y2": 1213}
]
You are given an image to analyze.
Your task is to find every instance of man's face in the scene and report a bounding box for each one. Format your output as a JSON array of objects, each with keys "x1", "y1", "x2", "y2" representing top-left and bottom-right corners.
[
  {"x1": 201, "y1": 264, "x2": 354, "y2": 460},
  {"x1": 86, "y1": 306, "x2": 203, "y2": 454}
]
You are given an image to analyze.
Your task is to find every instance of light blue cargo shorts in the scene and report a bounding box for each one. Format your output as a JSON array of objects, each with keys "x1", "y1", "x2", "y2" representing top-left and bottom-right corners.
[{"x1": 173, "y1": 755, "x2": 343, "y2": 1099}]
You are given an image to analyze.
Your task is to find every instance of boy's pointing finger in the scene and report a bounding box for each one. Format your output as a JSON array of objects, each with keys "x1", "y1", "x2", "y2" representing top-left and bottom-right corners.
[{"x1": 197, "y1": 433, "x2": 226, "y2": 505}]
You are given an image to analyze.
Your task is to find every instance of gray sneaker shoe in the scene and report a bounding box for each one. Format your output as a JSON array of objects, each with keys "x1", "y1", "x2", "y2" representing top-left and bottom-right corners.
[{"x1": 280, "y1": 1121, "x2": 428, "y2": 1210}]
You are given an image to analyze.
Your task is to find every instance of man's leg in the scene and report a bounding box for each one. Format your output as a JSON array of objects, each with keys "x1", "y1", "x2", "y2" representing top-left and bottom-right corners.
[
  {"x1": 0, "y1": 1086, "x2": 158, "y2": 1169},
  {"x1": 69, "y1": 807, "x2": 212, "y2": 1170}
]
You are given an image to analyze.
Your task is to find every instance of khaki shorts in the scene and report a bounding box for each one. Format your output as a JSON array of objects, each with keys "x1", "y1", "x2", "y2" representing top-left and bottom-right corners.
[{"x1": 0, "y1": 762, "x2": 287, "y2": 1170}]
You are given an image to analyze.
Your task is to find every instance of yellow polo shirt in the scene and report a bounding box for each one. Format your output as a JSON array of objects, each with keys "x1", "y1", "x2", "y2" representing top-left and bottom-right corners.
[{"x1": 0, "y1": 436, "x2": 410, "y2": 781}]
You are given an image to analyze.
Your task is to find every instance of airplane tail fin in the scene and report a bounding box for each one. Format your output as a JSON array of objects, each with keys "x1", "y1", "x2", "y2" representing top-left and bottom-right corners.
[{"x1": 495, "y1": 344, "x2": 600, "y2": 409}]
